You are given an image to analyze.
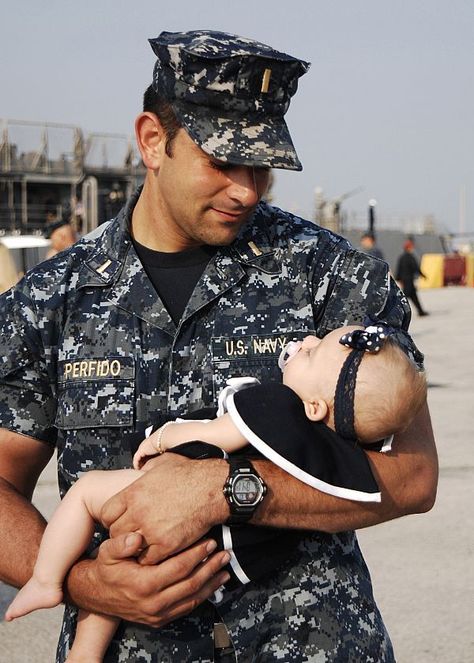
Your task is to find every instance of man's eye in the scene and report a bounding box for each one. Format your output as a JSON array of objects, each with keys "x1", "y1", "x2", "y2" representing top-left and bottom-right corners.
[
  {"x1": 209, "y1": 161, "x2": 270, "y2": 175},
  {"x1": 209, "y1": 160, "x2": 233, "y2": 172}
]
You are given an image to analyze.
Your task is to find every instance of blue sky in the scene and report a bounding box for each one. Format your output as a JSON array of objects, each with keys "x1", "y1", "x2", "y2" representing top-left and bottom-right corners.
[{"x1": 1, "y1": 0, "x2": 472, "y2": 233}]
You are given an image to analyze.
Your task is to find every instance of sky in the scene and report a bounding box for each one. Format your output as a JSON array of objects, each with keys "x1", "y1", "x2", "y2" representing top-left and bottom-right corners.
[{"x1": 1, "y1": 0, "x2": 473, "y2": 234}]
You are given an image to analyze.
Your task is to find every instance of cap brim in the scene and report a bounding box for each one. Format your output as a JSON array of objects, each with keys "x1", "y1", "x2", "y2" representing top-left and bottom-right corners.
[{"x1": 172, "y1": 100, "x2": 302, "y2": 171}]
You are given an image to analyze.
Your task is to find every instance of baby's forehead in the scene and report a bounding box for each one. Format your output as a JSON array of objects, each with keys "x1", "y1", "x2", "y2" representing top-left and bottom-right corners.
[
  {"x1": 338, "y1": 324, "x2": 364, "y2": 335},
  {"x1": 324, "y1": 325, "x2": 364, "y2": 344}
]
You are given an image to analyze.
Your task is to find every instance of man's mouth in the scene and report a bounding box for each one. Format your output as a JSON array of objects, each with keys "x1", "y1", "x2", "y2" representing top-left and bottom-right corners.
[{"x1": 212, "y1": 208, "x2": 247, "y2": 222}]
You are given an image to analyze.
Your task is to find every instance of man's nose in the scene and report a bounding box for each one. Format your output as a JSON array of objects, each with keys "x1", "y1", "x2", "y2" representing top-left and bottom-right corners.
[{"x1": 227, "y1": 167, "x2": 262, "y2": 208}]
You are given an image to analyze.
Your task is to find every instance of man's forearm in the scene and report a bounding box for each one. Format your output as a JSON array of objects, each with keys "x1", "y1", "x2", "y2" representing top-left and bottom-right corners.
[
  {"x1": 0, "y1": 476, "x2": 127, "y2": 616},
  {"x1": 190, "y1": 452, "x2": 424, "y2": 535},
  {"x1": 250, "y1": 402, "x2": 438, "y2": 533},
  {"x1": 251, "y1": 459, "x2": 414, "y2": 533},
  {"x1": 64, "y1": 553, "x2": 117, "y2": 613},
  {"x1": 103, "y1": 402, "x2": 438, "y2": 561},
  {"x1": 0, "y1": 478, "x2": 46, "y2": 587},
  {"x1": 159, "y1": 403, "x2": 437, "y2": 535}
]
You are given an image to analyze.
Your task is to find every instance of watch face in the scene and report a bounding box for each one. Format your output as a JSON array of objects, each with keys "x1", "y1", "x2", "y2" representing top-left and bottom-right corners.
[{"x1": 233, "y1": 475, "x2": 262, "y2": 506}]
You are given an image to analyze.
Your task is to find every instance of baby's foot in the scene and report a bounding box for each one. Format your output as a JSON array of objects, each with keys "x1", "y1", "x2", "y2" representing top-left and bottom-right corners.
[{"x1": 5, "y1": 577, "x2": 63, "y2": 620}]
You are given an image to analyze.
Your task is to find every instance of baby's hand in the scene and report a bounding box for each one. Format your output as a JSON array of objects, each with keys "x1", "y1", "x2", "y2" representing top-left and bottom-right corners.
[
  {"x1": 132, "y1": 422, "x2": 178, "y2": 470},
  {"x1": 132, "y1": 435, "x2": 160, "y2": 470}
]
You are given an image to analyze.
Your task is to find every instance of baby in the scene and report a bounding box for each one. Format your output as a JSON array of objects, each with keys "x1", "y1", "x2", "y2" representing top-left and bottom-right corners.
[{"x1": 6, "y1": 323, "x2": 426, "y2": 662}]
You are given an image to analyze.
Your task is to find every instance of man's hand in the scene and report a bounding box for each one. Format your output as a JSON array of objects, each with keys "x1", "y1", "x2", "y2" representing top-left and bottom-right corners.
[
  {"x1": 101, "y1": 403, "x2": 437, "y2": 547},
  {"x1": 66, "y1": 532, "x2": 231, "y2": 627},
  {"x1": 101, "y1": 453, "x2": 229, "y2": 564}
]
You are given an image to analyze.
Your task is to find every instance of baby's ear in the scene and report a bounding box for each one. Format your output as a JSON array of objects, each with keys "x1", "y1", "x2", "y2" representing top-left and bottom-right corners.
[{"x1": 303, "y1": 399, "x2": 328, "y2": 422}]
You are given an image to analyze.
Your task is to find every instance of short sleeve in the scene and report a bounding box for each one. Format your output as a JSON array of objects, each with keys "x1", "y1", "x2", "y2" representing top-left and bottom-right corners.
[{"x1": 0, "y1": 286, "x2": 56, "y2": 444}]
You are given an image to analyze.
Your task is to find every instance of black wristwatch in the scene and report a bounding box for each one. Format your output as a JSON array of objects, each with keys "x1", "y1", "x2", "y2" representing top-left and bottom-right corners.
[{"x1": 223, "y1": 457, "x2": 267, "y2": 526}]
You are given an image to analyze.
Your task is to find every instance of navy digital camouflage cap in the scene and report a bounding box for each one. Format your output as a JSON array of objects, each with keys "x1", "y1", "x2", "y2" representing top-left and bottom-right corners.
[{"x1": 148, "y1": 30, "x2": 310, "y2": 170}]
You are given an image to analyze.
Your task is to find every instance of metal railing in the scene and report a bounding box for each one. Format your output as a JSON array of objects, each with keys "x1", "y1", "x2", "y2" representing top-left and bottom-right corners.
[{"x1": 0, "y1": 119, "x2": 141, "y2": 175}]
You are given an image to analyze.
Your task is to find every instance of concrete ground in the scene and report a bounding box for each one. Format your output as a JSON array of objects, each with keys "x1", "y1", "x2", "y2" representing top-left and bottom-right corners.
[
  {"x1": 358, "y1": 286, "x2": 474, "y2": 663},
  {"x1": 0, "y1": 286, "x2": 473, "y2": 662}
]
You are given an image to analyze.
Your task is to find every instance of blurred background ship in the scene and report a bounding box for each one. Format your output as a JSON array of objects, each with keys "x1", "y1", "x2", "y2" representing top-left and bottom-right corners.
[
  {"x1": 0, "y1": 118, "x2": 145, "y2": 274},
  {"x1": 1, "y1": 118, "x2": 472, "y2": 286}
]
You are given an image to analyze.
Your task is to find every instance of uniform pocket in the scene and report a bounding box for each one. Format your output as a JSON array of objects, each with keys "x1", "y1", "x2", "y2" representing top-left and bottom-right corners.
[{"x1": 55, "y1": 356, "x2": 135, "y2": 429}]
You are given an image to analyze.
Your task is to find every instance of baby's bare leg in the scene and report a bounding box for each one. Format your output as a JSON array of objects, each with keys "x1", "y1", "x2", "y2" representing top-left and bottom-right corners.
[
  {"x1": 5, "y1": 468, "x2": 141, "y2": 621},
  {"x1": 66, "y1": 610, "x2": 120, "y2": 663}
]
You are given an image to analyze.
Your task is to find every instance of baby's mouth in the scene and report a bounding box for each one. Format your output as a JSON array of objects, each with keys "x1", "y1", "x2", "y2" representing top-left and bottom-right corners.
[{"x1": 278, "y1": 341, "x2": 302, "y2": 371}]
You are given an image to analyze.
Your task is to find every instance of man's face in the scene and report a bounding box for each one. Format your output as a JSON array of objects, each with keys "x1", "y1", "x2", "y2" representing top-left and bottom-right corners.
[{"x1": 144, "y1": 128, "x2": 270, "y2": 250}]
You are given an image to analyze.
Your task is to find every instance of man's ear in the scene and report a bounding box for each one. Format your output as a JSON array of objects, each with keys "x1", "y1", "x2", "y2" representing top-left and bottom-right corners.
[
  {"x1": 303, "y1": 398, "x2": 328, "y2": 422},
  {"x1": 135, "y1": 112, "x2": 166, "y2": 170}
]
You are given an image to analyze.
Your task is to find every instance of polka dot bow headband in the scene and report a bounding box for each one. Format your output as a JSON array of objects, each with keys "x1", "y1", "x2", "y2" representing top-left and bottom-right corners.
[
  {"x1": 339, "y1": 324, "x2": 396, "y2": 354},
  {"x1": 334, "y1": 323, "x2": 396, "y2": 440}
]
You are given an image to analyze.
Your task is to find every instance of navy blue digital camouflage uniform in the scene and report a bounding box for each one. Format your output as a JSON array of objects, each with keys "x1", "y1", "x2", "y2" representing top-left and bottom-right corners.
[
  {"x1": 0, "y1": 29, "x2": 415, "y2": 663},
  {"x1": 0, "y1": 187, "x2": 413, "y2": 661}
]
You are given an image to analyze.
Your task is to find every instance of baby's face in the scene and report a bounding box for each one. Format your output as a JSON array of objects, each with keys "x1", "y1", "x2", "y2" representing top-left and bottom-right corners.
[{"x1": 280, "y1": 326, "x2": 362, "y2": 404}]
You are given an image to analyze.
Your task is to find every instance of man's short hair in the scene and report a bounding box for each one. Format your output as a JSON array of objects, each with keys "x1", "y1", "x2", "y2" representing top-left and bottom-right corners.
[{"x1": 143, "y1": 84, "x2": 182, "y2": 157}]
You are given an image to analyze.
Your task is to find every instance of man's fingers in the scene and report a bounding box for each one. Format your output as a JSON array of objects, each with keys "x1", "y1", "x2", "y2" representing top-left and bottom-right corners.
[
  {"x1": 98, "y1": 531, "x2": 144, "y2": 562},
  {"x1": 138, "y1": 542, "x2": 168, "y2": 565},
  {"x1": 77, "y1": 538, "x2": 230, "y2": 627},
  {"x1": 100, "y1": 489, "x2": 127, "y2": 529},
  {"x1": 152, "y1": 539, "x2": 222, "y2": 588},
  {"x1": 139, "y1": 545, "x2": 232, "y2": 626},
  {"x1": 157, "y1": 569, "x2": 231, "y2": 626}
]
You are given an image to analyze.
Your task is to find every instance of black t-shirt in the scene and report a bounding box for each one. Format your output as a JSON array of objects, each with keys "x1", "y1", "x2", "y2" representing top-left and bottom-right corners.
[{"x1": 133, "y1": 239, "x2": 216, "y2": 325}]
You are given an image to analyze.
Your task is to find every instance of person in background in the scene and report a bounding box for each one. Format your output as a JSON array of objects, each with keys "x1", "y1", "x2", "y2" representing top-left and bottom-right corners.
[
  {"x1": 360, "y1": 231, "x2": 385, "y2": 261},
  {"x1": 395, "y1": 238, "x2": 429, "y2": 316},
  {"x1": 45, "y1": 217, "x2": 78, "y2": 259}
]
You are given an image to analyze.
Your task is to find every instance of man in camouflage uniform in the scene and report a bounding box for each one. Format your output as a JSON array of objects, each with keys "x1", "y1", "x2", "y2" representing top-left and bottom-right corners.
[{"x1": 0, "y1": 30, "x2": 437, "y2": 662}]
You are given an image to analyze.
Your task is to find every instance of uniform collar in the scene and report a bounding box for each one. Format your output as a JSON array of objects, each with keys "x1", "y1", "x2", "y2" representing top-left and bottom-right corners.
[
  {"x1": 225, "y1": 202, "x2": 281, "y2": 276},
  {"x1": 78, "y1": 188, "x2": 139, "y2": 287},
  {"x1": 76, "y1": 193, "x2": 282, "y2": 332},
  {"x1": 79, "y1": 194, "x2": 281, "y2": 288}
]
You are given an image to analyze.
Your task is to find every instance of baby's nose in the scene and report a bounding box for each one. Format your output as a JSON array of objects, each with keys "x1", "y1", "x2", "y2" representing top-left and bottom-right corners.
[{"x1": 301, "y1": 335, "x2": 319, "y2": 349}]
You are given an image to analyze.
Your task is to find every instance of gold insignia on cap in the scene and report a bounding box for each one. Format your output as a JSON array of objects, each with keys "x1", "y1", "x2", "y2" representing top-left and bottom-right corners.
[
  {"x1": 261, "y1": 68, "x2": 272, "y2": 93},
  {"x1": 248, "y1": 241, "x2": 263, "y2": 256}
]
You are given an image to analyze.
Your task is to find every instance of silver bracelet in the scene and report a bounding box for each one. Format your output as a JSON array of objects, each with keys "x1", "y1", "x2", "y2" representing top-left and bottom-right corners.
[{"x1": 153, "y1": 421, "x2": 174, "y2": 455}]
